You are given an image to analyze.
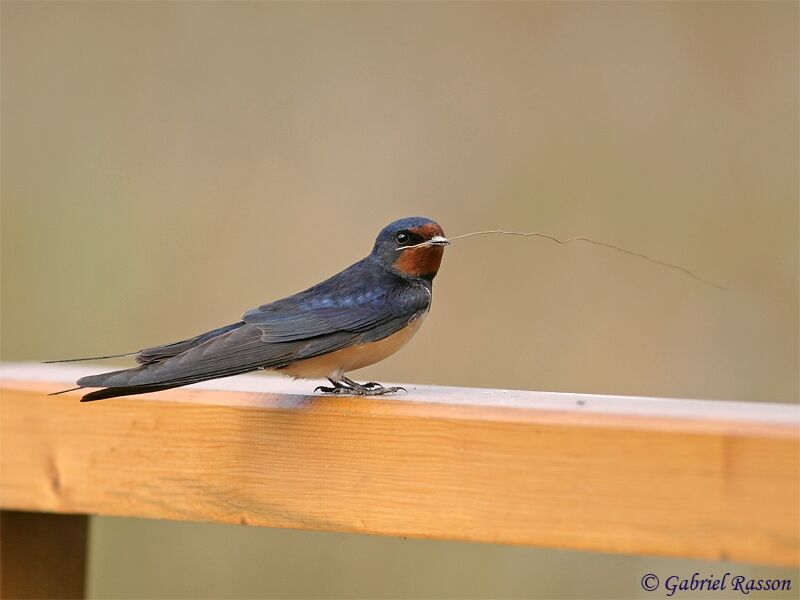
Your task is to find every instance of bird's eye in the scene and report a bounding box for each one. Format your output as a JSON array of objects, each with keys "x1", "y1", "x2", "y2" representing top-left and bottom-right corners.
[{"x1": 396, "y1": 232, "x2": 410, "y2": 245}]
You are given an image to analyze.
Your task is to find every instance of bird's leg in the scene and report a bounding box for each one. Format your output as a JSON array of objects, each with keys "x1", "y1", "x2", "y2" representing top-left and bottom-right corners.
[
  {"x1": 341, "y1": 376, "x2": 406, "y2": 396},
  {"x1": 314, "y1": 377, "x2": 357, "y2": 395}
]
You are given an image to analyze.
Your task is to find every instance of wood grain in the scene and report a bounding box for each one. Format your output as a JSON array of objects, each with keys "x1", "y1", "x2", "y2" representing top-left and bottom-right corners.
[{"x1": 0, "y1": 363, "x2": 797, "y2": 566}]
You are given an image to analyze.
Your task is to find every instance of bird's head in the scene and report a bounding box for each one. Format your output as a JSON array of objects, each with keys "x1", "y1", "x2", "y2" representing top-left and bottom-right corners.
[{"x1": 372, "y1": 217, "x2": 448, "y2": 280}]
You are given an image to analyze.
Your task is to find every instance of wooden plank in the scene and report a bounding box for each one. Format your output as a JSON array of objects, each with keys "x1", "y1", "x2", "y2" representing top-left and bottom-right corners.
[
  {"x1": 0, "y1": 363, "x2": 798, "y2": 566},
  {"x1": 0, "y1": 510, "x2": 87, "y2": 599}
]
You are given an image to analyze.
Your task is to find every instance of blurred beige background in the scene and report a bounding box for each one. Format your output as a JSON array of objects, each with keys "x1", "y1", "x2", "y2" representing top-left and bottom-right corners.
[{"x1": 2, "y1": 1, "x2": 797, "y2": 598}]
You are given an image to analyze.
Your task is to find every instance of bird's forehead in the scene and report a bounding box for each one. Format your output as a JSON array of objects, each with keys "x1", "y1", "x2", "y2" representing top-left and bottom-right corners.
[{"x1": 407, "y1": 222, "x2": 444, "y2": 238}]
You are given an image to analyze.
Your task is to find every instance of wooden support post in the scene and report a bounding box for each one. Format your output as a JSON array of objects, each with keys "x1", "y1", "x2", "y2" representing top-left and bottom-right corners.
[{"x1": 0, "y1": 510, "x2": 88, "y2": 599}]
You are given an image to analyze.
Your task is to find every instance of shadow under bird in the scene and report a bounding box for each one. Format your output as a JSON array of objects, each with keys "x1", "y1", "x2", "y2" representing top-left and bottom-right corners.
[{"x1": 52, "y1": 217, "x2": 449, "y2": 401}]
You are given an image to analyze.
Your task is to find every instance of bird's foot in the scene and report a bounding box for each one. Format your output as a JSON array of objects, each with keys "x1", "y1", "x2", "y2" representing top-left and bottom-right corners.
[
  {"x1": 345, "y1": 376, "x2": 406, "y2": 396},
  {"x1": 314, "y1": 385, "x2": 358, "y2": 395},
  {"x1": 315, "y1": 378, "x2": 406, "y2": 396}
]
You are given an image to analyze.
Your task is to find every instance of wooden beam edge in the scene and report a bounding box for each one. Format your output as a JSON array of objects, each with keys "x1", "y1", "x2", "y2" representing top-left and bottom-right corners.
[{"x1": 1, "y1": 365, "x2": 798, "y2": 567}]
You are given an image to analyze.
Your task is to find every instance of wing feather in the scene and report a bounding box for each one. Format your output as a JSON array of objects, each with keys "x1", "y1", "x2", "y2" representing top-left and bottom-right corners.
[
  {"x1": 243, "y1": 258, "x2": 429, "y2": 343},
  {"x1": 135, "y1": 322, "x2": 245, "y2": 364}
]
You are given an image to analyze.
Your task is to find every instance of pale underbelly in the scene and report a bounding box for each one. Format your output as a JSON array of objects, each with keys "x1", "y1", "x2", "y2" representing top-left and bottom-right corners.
[{"x1": 279, "y1": 313, "x2": 426, "y2": 380}]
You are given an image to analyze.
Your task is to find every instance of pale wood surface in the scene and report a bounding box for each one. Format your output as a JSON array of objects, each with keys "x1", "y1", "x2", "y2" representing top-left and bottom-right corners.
[{"x1": 1, "y1": 363, "x2": 798, "y2": 566}]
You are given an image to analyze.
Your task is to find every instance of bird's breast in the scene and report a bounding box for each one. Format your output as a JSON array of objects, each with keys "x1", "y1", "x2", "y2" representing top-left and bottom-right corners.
[{"x1": 279, "y1": 313, "x2": 427, "y2": 380}]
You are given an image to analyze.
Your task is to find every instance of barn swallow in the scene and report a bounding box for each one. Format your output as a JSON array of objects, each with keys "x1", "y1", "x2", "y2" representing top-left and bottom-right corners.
[{"x1": 52, "y1": 217, "x2": 449, "y2": 402}]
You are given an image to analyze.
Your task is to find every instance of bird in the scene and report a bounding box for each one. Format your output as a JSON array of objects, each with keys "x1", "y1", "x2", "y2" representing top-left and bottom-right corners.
[{"x1": 51, "y1": 217, "x2": 449, "y2": 402}]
